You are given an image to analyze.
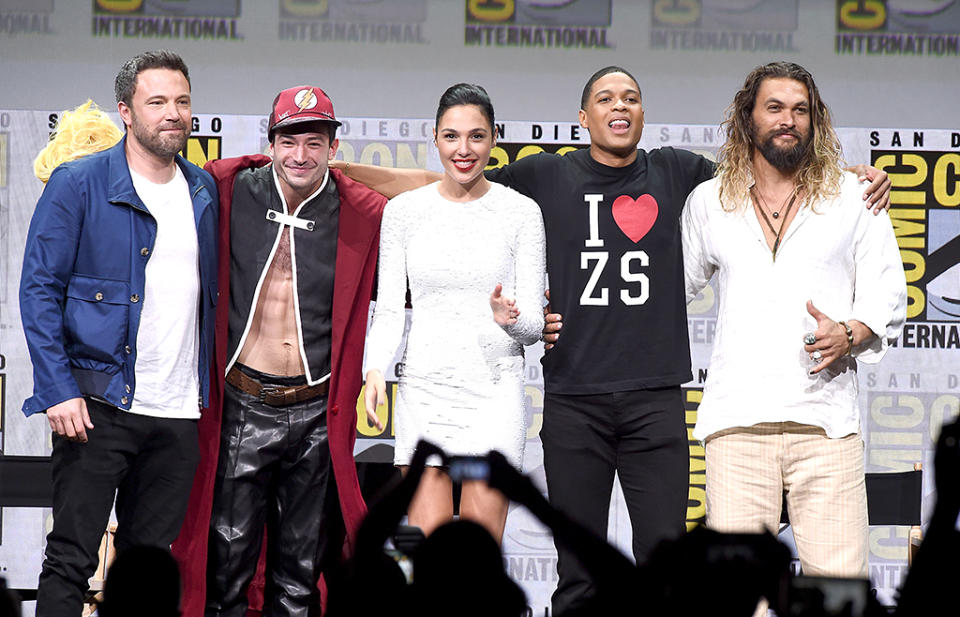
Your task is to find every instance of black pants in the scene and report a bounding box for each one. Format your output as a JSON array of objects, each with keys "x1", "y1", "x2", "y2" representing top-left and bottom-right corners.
[
  {"x1": 205, "y1": 365, "x2": 334, "y2": 617},
  {"x1": 540, "y1": 387, "x2": 689, "y2": 615},
  {"x1": 36, "y1": 398, "x2": 199, "y2": 617}
]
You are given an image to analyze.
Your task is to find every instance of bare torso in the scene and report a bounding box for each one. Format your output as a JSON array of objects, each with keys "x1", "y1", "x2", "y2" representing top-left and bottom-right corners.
[{"x1": 237, "y1": 227, "x2": 305, "y2": 376}]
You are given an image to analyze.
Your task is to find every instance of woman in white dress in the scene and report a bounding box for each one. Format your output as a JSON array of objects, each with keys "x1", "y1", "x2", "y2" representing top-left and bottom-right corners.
[{"x1": 362, "y1": 84, "x2": 546, "y2": 542}]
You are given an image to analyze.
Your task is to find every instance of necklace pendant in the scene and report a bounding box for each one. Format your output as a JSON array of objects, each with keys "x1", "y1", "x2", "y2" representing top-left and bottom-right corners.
[{"x1": 772, "y1": 211, "x2": 780, "y2": 219}]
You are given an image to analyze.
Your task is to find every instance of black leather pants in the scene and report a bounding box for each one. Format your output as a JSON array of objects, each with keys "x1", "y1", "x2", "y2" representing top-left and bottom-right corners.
[{"x1": 205, "y1": 365, "x2": 332, "y2": 617}]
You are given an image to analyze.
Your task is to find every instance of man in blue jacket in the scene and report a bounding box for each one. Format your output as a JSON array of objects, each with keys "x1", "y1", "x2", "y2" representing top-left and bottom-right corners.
[{"x1": 19, "y1": 50, "x2": 218, "y2": 617}]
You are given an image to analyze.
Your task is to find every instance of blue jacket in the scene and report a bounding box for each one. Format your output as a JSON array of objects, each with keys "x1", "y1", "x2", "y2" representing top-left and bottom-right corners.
[{"x1": 19, "y1": 137, "x2": 218, "y2": 416}]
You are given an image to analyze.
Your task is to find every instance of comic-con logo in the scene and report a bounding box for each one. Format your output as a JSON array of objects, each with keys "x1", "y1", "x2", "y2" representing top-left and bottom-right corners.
[
  {"x1": 465, "y1": 0, "x2": 613, "y2": 49},
  {"x1": 93, "y1": 0, "x2": 239, "y2": 15},
  {"x1": 650, "y1": 0, "x2": 798, "y2": 52},
  {"x1": 836, "y1": 1, "x2": 960, "y2": 55},
  {"x1": 838, "y1": 0, "x2": 960, "y2": 32},
  {"x1": 180, "y1": 134, "x2": 222, "y2": 170},
  {"x1": 683, "y1": 387, "x2": 706, "y2": 529},
  {"x1": 873, "y1": 139, "x2": 960, "y2": 327},
  {"x1": 92, "y1": 0, "x2": 241, "y2": 40},
  {"x1": 863, "y1": 389, "x2": 958, "y2": 592},
  {"x1": 278, "y1": 0, "x2": 427, "y2": 44},
  {"x1": 489, "y1": 141, "x2": 585, "y2": 170}
]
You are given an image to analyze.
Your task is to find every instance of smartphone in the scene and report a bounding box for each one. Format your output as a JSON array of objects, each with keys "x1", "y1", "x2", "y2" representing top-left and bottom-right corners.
[{"x1": 447, "y1": 456, "x2": 490, "y2": 482}]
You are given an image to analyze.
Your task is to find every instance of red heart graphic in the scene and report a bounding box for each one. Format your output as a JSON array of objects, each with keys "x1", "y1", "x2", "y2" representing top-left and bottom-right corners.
[{"x1": 612, "y1": 194, "x2": 659, "y2": 243}]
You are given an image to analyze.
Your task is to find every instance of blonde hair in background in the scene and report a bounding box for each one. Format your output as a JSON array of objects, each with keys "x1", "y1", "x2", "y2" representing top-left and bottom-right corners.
[
  {"x1": 33, "y1": 99, "x2": 122, "y2": 184},
  {"x1": 716, "y1": 62, "x2": 844, "y2": 212}
]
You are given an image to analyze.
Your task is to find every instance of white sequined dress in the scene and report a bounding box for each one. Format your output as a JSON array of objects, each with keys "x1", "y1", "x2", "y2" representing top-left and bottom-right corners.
[{"x1": 364, "y1": 181, "x2": 546, "y2": 468}]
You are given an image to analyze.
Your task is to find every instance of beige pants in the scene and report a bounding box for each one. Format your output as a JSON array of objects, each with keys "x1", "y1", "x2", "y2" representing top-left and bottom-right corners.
[{"x1": 705, "y1": 422, "x2": 868, "y2": 578}]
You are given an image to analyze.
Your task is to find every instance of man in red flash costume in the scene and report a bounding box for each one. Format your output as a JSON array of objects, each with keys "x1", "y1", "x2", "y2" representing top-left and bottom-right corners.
[{"x1": 172, "y1": 86, "x2": 386, "y2": 617}]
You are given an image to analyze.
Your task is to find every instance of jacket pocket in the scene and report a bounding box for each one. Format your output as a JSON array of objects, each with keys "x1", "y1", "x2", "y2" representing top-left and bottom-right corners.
[{"x1": 63, "y1": 274, "x2": 130, "y2": 367}]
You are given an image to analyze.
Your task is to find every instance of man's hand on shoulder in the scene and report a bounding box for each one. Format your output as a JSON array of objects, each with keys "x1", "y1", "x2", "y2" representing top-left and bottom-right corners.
[
  {"x1": 846, "y1": 164, "x2": 891, "y2": 214},
  {"x1": 46, "y1": 397, "x2": 94, "y2": 442}
]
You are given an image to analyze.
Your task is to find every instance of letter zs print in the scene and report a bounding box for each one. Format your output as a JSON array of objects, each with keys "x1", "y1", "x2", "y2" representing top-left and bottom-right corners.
[{"x1": 579, "y1": 193, "x2": 656, "y2": 307}]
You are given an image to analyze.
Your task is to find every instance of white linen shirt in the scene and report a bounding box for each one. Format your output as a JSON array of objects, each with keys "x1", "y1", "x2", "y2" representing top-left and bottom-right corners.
[{"x1": 682, "y1": 172, "x2": 907, "y2": 442}]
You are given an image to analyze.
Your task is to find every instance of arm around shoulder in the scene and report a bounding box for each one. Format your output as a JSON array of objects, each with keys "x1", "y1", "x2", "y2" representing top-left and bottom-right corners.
[
  {"x1": 484, "y1": 152, "x2": 549, "y2": 200},
  {"x1": 332, "y1": 158, "x2": 440, "y2": 199},
  {"x1": 673, "y1": 147, "x2": 717, "y2": 191}
]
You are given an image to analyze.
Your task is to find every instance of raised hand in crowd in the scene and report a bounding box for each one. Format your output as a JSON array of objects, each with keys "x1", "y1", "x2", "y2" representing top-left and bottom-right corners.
[
  {"x1": 482, "y1": 449, "x2": 639, "y2": 616},
  {"x1": 329, "y1": 440, "x2": 444, "y2": 617}
]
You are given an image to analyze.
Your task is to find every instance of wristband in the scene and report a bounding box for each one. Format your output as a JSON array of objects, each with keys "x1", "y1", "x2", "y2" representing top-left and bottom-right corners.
[{"x1": 838, "y1": 321, "x2": 854, "y2": 356}]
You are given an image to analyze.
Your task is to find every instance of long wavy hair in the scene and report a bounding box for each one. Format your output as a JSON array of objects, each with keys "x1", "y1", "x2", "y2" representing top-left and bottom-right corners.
[{"x1": 717, "y1": 62, "x2": 843, "y2": 212}]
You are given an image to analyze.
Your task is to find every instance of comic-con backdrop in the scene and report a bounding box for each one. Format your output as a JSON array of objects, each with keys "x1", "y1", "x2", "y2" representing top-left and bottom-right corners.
[
  {"x1": 2, "y1": 109, "x2": 958, "y2": 611},
  {"x1": 2, "y1": 1, "x2": 960, "y2": 615}
]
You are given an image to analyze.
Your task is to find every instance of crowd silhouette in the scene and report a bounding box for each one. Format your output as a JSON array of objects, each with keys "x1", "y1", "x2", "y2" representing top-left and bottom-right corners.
[
  {"x1": 329, "y1": 419, "x2": 960, "y2": 616},
  {"x1": 2, "y1": 419, "x2": 957, "y2": 617}
]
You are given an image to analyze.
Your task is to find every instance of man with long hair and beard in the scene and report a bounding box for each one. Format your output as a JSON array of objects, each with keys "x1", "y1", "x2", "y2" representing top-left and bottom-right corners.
[{"x1": 682, "y1": 62, "x2": 907, "y2": 582}]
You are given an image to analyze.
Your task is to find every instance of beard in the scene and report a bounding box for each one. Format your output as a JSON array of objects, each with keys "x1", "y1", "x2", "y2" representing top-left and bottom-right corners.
[
  {"x1": 130, "y1": 111, "x2": 190, "y2": 160},
  {"x1": 754, "y1": 125, "x2": 811, "y2": 173}
]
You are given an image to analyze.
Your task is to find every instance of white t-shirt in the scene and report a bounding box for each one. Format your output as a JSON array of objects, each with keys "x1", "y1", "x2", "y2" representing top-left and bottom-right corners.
[{"x1": 128, "y1": 165, "x2": 201, "y2": 419}]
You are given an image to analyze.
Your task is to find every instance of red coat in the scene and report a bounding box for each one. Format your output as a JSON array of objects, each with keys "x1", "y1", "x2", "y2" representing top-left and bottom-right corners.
[{"x1": 172, "y1": 155, "x2": 385, "y2": 617}]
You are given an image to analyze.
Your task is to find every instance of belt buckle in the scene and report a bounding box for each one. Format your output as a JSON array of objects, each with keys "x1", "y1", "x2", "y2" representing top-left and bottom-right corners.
[{"x1": 259, "y1": 386, "x2": 280, "y2": 403}]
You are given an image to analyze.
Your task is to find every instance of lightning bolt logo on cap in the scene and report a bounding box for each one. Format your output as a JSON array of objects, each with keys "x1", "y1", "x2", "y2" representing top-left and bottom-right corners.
[{"x1": 294, "y1": 88, "x2": 318, "y2": 112}]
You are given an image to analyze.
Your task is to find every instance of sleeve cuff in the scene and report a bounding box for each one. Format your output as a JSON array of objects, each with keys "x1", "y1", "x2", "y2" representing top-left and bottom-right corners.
[
  {"x1": 22, "y1": 377, "x2": 83, "y2": 416},
  {"x1": 849, "y1": 314, "x2": 894, "y2": 364}
]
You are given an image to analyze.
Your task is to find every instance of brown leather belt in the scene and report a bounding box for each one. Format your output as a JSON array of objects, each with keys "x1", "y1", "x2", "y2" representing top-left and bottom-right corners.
[{"x1": 226, "y1": 366, "x2": 328, "y2": 407}]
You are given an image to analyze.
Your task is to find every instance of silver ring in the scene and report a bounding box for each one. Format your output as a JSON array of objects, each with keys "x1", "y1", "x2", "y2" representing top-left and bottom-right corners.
[
  {"x1": 812, "y1": 350, "x2": 823, "y2": 361},
  {"x1": 804, "y1": 333, "x2": 817, "y2": 345}
]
